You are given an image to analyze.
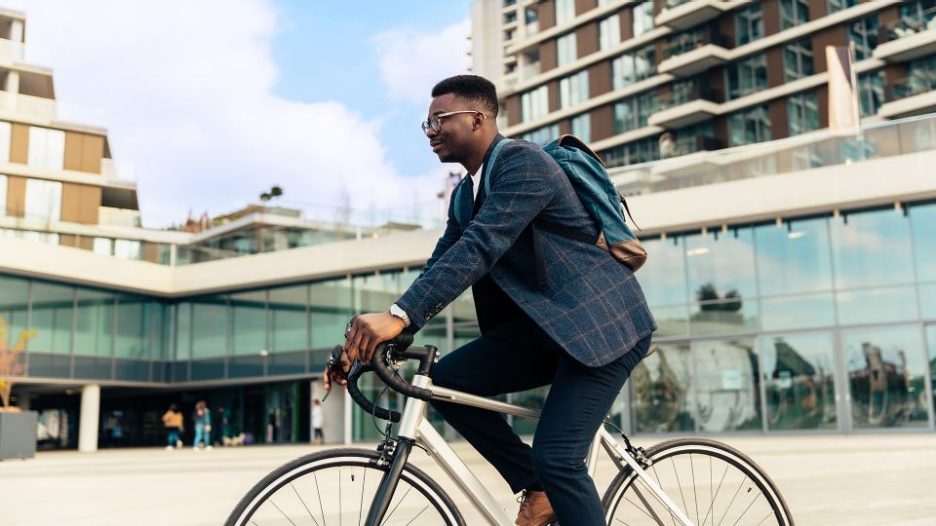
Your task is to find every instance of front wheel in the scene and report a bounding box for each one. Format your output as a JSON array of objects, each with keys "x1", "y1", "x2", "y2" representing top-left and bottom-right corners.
[
  {"x1": 225, "y1": 447, "x2": 465, "y2": 526},
  {"x1": 602, "y1": 438, "x2": 794, "y2": 526}
]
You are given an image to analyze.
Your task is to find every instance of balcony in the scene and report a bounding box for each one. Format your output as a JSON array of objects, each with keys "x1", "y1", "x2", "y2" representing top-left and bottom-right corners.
[
  {"x1": 879, "y1": 70, "x2": 936, "y2": 119},
  {"x1": 656, "y1": 0, "x2": 731, "y2": 31},
  {"x1": 0, "y1": 38, "x2": 22, "y2": 62},
  {"x1": 0, "y1": 92, "x2": 57, "y2": 118},
  {"x1": 874, "y1": 7, "x2": 936, "y2": 62},
  {"x1": 649, "y1": 85, "x2": 723, "y2": 128},
  {"x1": 659, "y1": 31, "x2": 733, "y2": 77}
]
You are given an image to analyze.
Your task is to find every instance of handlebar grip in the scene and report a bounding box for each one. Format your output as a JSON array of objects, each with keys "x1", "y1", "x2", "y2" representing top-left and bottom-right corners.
[
  {"x1": 346, "y1": 365, "x2": 401, "y2": 423},
  {"x1": 370, "y1": 342, "x2": 434, "y2": 401}
]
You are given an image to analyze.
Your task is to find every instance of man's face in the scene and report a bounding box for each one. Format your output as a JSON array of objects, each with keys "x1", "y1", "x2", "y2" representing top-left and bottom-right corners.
[{"x1": 425, "y1": 93, "x2": 481, "y2": 164}]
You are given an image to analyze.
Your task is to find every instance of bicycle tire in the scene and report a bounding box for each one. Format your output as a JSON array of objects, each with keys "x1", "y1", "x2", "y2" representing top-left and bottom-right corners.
[
  {"x1": 602, "y1": 438, "x2": 794, "y2": 526},
  {"x1": 225, "y1": 447, "x2": 466, "y2": 526}
]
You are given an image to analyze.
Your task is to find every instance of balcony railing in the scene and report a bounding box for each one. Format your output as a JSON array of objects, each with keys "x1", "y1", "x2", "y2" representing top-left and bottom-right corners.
[
  {"x1": 657, "y1": 83, "x2": 723, "y2": 110},
  {"x1": 663, "y1": 30, "x2": 733, "y2": 59}
]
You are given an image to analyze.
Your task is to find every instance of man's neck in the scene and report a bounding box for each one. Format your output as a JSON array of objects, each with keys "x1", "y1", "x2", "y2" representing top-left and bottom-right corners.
[{"x1": 462, "y1": 132, "x2": 498, "y2": 175}]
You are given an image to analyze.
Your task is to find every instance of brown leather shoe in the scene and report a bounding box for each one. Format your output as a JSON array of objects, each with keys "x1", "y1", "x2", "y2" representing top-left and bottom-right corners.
[{"x1": 515, "y1": 490, "x2": 557, "y2": 526}]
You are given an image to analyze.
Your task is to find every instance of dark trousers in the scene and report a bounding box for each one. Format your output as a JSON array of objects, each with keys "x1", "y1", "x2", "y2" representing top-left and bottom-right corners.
[{"x1": 430, "y1": 315, "x2": 650, "y2": 526}]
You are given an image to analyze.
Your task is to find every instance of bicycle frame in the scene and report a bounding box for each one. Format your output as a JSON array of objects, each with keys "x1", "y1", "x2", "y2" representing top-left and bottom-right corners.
[{"x1": 366, "y1": 373, "x2": 696, "y2": 526}]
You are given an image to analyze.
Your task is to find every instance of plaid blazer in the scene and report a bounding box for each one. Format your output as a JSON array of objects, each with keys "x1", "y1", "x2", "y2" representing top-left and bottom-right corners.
[{"x1": 396, "y1": 136, "x2": 656, "y2": 367}]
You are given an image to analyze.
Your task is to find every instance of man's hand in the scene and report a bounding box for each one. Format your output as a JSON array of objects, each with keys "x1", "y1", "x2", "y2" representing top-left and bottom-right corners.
[
  {"x1": 344, "y1": 312, "x2": 406, "y2": 365},
  {"x1": 323, "y1": 348, "x2": 352, "y2": 393}
]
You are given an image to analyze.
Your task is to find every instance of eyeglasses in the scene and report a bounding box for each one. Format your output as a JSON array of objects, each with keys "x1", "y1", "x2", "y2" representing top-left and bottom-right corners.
[{"x1": 421, "y1": 110, "x2": 484, "y2": 134}]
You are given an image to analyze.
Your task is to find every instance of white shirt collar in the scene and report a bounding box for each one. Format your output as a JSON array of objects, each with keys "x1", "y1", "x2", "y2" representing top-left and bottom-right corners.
[{"x1": 469, "y1": 163, "x2": 483, "y2": 201}]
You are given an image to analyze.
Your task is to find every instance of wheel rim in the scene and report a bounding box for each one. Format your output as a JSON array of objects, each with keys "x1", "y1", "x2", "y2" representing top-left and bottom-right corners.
[
  {"x1": 233, "y1": 454, "x2": 459, "y2": 526},
  {"x1": 606, "y1": 444, "x2": 789, "y2": 526}
]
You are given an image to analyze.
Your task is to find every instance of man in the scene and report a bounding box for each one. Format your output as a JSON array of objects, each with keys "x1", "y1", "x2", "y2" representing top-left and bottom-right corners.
[{"x1": 326, "y1": 75, "x2": 655, "y2": 526}]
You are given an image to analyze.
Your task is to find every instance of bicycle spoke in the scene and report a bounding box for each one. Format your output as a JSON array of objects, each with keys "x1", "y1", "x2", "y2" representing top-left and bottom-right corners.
[
  {"x1": 671, "y1": 456, "x2": 690, "y2": 521},
  {"x1": 291, "y1": 482, "x2": 321, "y2": 526},
  {"x1": 313, "y1": 469, "x2": 327, "y2": 526},
  {"x1": 358, "y1": 467, "x2": 368, "y2": 526},
  {"x1": 690, "y1": 454, "x2": 700, "y2": 526},
  {"x1": 700, "y1": 463, "x2": 730, "y2": 526},
  {"x1": 379, "y1": 485, "x2": 413, "y2": 526},
  {"x1": 404, "y1": 504, "x2": 431, "y2": 526},
  {"x1": 708, "y1": 454, "x2": 713, "y2": 526},
  {"x1": 623, "y1": 490, "x2": 668, "y2": 525},
  {"x1": 754, "y1": 509, "x2": 774, "y2": 526},
  {"x1": 716, "y1": 475, "x2": 748, "y2": 526},
  {"x1": 728, "y1": 491, "x2": 762, "y2": 526},
  {"x1": 270, "y1": 498, "x2": 299, "y2": 526},
  {"x1": 650, "y1": 460, "x2": 678, "y2": 526}
]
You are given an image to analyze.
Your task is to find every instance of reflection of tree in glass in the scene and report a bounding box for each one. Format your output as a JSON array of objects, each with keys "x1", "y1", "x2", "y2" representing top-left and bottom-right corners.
[
  {"x1": 849, "y1": 342, "x2": 918, "y2": 427},
  {"x1": 767, "y1": 338, "x2": 826, "y2": 429}
]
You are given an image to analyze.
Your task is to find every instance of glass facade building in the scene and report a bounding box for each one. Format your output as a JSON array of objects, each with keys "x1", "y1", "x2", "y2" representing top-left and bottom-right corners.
[{"x1": 7, "y1": 199, "x2": 936, "y2": 443}]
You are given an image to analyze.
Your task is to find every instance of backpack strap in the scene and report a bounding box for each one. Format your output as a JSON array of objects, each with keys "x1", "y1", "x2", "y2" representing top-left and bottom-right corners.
[{"x1": 481, "y1": 138, "x2": 512, "y2": 199}]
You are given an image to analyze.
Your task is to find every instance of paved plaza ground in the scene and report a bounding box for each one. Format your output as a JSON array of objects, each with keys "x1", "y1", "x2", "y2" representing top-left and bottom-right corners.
[{"x1": 2, "y1": 433, "x2": 935, "y2": 525}]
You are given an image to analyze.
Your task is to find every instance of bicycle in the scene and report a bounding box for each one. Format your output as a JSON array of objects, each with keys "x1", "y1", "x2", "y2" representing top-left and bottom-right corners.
[{"x1": 225, "y1": 333, "x2": 794, "y2": 525}]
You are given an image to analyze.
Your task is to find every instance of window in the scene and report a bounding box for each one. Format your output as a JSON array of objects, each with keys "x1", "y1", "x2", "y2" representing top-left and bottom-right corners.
[
  {"x1": 613, "y1": 90, "x2": 658, "y2": 133},
  {"x1": 726, "y1": 54, "x2": 768, "y2": 99},
  {"x1": 0, "y1": 175, "x2": 6, "y2": 216},
  {"x1": 848, "y1": 15, "x2": 879, "y2": 61},
  {"x1": 557, "y1": 33, "x2": 577, "y2": 67},
  {"x1": 611, "y1": 45, "x2": 655, "y2": 90},
  {"x1": 0, "y1": 121, "x2": 10, "y2": 164},
  {"x1": 599, "y1": 14, "x2": 620, "y2": 51},
  {"x1": 858, "y1": 70, "x2": 885, "y2": 117},
  {"x1": 728, "y1": 105, "x2": 771, "y2": 146},
  {"x1": 600, "y1": 137, "x2": 660, "y2": 168},
  {"x1": 27, "y1": 127, "x2": 65, "y2": 170},
  {"x1": 783, "y1": 38, "x2": 814, "y2": 82},
  {"x1": 735, "y1": 3, "x2": 764, "y2": 46},
  {"x1": 521, "y1": 85, "x2": 549, "y2": 122},
  {"x1": 780, "y1": 0, "x2": 809, "y2": 31},
  {"x1": 559, "y1": 70, "x2": 589, "y2": 109},
  {"x1": 571, "y1": 113, "x2": 591, "y2": 143},
  {"x1": 114, "y1": 239, "x2": 143, "y2": 260},
  {"x1": 556, "y1": 0, "x2": 575, "y2": 25},
  {"x1": 632, "y1": 1, "x2": 655, "y2": 37},
  {"x1": 674, "y1": 121, "x2": 716, "y2": 154},
  {"x1": 93, "y1": 237, "x2": 113, "y2": 255},
  {"x1": 24, "y1": 178, "x2": 62, "y2": 221},
  {"x1": 787, "y1": 91, "x2": 820, "y2": 136},
  {"x1": 827, "y1": 0, "x2": 858, "y2": 13},
  {"x1": 522, "y1": 124, "x2": 559, "y2": 145}
]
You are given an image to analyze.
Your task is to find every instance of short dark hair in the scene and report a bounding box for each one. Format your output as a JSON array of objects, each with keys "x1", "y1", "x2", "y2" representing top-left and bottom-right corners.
[{"x1": 431, "y1": 75, "x2": 499, "y2": 117}]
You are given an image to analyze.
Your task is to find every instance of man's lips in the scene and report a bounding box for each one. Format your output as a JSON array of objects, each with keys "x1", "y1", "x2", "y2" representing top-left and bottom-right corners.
[{"x1": 430, "y1": 140, "x2": 444, "y2": 152}]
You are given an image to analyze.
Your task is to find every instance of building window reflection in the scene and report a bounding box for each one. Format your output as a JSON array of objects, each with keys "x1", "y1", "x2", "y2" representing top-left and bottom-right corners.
[
  {"x1": 759, "y1": 333, "x2": 837, "y2": 430},
  {"x1": 631, "y1": 342, "x2": 694, "y2": 433},
  {"x1": 693, "y1": 338, "x2": 761, "y2": 432}
]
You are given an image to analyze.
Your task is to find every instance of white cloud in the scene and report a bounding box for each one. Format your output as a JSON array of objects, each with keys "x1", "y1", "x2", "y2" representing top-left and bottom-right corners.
[
  {"x1": 373, "y1": 19, "x2": 472, "y2": 106},
  {"x1": 10, "y1": 0, "x2": 465, "y2": 227}
]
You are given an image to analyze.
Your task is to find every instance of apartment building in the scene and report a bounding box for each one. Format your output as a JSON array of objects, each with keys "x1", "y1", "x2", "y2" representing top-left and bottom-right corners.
[{"x1": 473, "y1": 0, "x2": 936, "y2": 166}]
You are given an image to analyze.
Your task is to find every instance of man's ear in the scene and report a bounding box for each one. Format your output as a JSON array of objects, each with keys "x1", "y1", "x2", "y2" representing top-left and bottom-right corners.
[{"x1": 472, "y1": 112, "x2": 485, "y2": 131}]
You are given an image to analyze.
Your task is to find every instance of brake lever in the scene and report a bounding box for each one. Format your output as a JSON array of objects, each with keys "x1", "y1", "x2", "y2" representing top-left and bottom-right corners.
[{"x1": 322, "y1": 345, "x2": 350, "y2": 402}]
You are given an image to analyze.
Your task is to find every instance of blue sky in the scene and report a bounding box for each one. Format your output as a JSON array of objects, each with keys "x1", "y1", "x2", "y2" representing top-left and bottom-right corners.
[
  {"x1": 16, "y1": 0, "x2": 474, "y2": 226},
  {"x1": 271, "y1": 0, "x2": 473, "y2": 181}
]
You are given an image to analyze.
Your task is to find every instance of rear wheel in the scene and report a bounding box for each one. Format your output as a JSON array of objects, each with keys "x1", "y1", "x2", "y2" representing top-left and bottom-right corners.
[
  {"x1": 602, "y1": 438, "x2": 793, "y2": 526},
  {"x1": 225, "y1": 447, "x2": 465, "y2": 526}
]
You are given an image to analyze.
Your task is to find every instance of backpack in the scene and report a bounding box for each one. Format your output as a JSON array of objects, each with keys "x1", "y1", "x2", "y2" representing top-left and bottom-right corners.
[{"x1": 483, "y1": 135, "x2": 647, "y2": 273}]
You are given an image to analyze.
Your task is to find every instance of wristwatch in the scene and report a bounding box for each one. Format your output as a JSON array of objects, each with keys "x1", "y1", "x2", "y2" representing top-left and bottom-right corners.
[{"x1": 389, "y1": 304, "x2": 411, "y2": 328}]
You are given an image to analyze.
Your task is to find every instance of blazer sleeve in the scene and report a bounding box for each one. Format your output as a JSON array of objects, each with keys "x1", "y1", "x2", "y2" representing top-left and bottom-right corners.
[{"x1": 395, "y1": 145, "x2": 554, "y2": 330}]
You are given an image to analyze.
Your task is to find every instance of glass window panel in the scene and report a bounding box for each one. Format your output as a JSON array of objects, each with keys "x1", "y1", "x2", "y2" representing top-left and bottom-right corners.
[
  {"x1": 693, "y1": 338, "x2": 762, "y2": 431},
  {"x1": 24, "y1": 179, "x2": 62, "y2": 222},
  {"x1": 926, "y1": 325, "x2": 936, "y2": 421},
  {"x1": 175, "y1": 302, "x2": 192, "y2": 361},
  {"x1": 858, "y1": 70, "x2": 884, "y2": 117},
  {"x1": 0, "y1": 276, "x2": 29, "y2": 366},
  {"x1": 827, "y1": 0, "x2": 858, "y2": 13},
  {"x1": 728, "y1": 105, "x2": 772, "y2": 146},
  {"x1": 726, "y1": 54, "x2": 768, "y2": 100},
  {"x1": 830, "y1": 208, "x2": 914, "y2": 289},
  {"x1": 685, "y1": 228, "x2": 758, "y2": 302},
  {"x1": 557, "y1": 32, "x2": 577, "y2": 67},
  {"x1": 310, "y1": 277, "x2": 353, "y2": 351},
  {"x1": 354, "y1": 272, "x2": 400, "y2": 313},
  {"x1": 556, "y1": 0, "x2": 575, "y2": 25},
  {"x1": 74, "y1": 288, "x2": 113, "y2": 357},
  {"x1": 638, "y1": 236, "x2": 688, "y2": 306},
  {"x1": 780, "y1": 0, "x2": 810, "y2": 30},
  {"x1": 649, "y1": 304, "x2": 689, "y2": 338},
  {"x1": 910, "y1": 202, "x2": 936, "y2": 283},
  {"x1": 93, "y1": 237, "x2": 113, "y2": 256},
  {"x1": 754, "y1": 217, "x2": 833, "y2": 296},
  {"x1": 632, "y1": 1, "x2": 654, "y2": 37},
  {"x1": 848, "y1": 15, "x2": 879, "y2": 61},
  {"x1": 734, "y1": 3, "x2": 764, "y2": 46},
  {"x1": 559, "y1": 70, "x2": 589, "y2": 109},
  {"x1": 632, "y1": 342, "x2": 694, "y2": 432},
  {"x1": 231, "y1": 290, "x2": 266, "y2": 356},
  {"x1": 837, "y1": 286, "x2": 918, "y2": 326},
  {"x1": 114, "y1": 239, "x2": 142, "y2": 260},
  {"x1": 28, "y1": 281, "x2": 73, "y2": 355},
  {"x1": 784, "y1": 38, "x2": 814, "y2": 82},
  {"x1": 27, "y1": 127, "x2": 65, "y2": 170},
  {"x1": 843, "y1": 325, "x2": 929, "y2": 428},
  {"x1": 920, "y1": 283, "x2": 936, "y2": 320},
  {"x1": 599, "y1": 14, "x2": 620, "y2": 51},
  {"x1": 191, "y1": 296, "x2": 228, "y2": 358},
  {"x1": 787, "y1": 91, "x2": 820, "y2": 136},
  {"x1": 115, "y1": 294, "x2": 146, "y2": 359},
  {"x1": 759, "y1": 332, "x2": 837, "y2": 430},
  {"x1": 690, "y1": 299, "x2": 759, "y2": 335},
  {"x1": 270, "y1": 285, "x2": 308, "y2": 353},
  {"x1": 760, "y1": 293, "x2": 836, "y2": 331},
  {"x1": 571, "y1": 113, "x2": 590, "y2": 143}
]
